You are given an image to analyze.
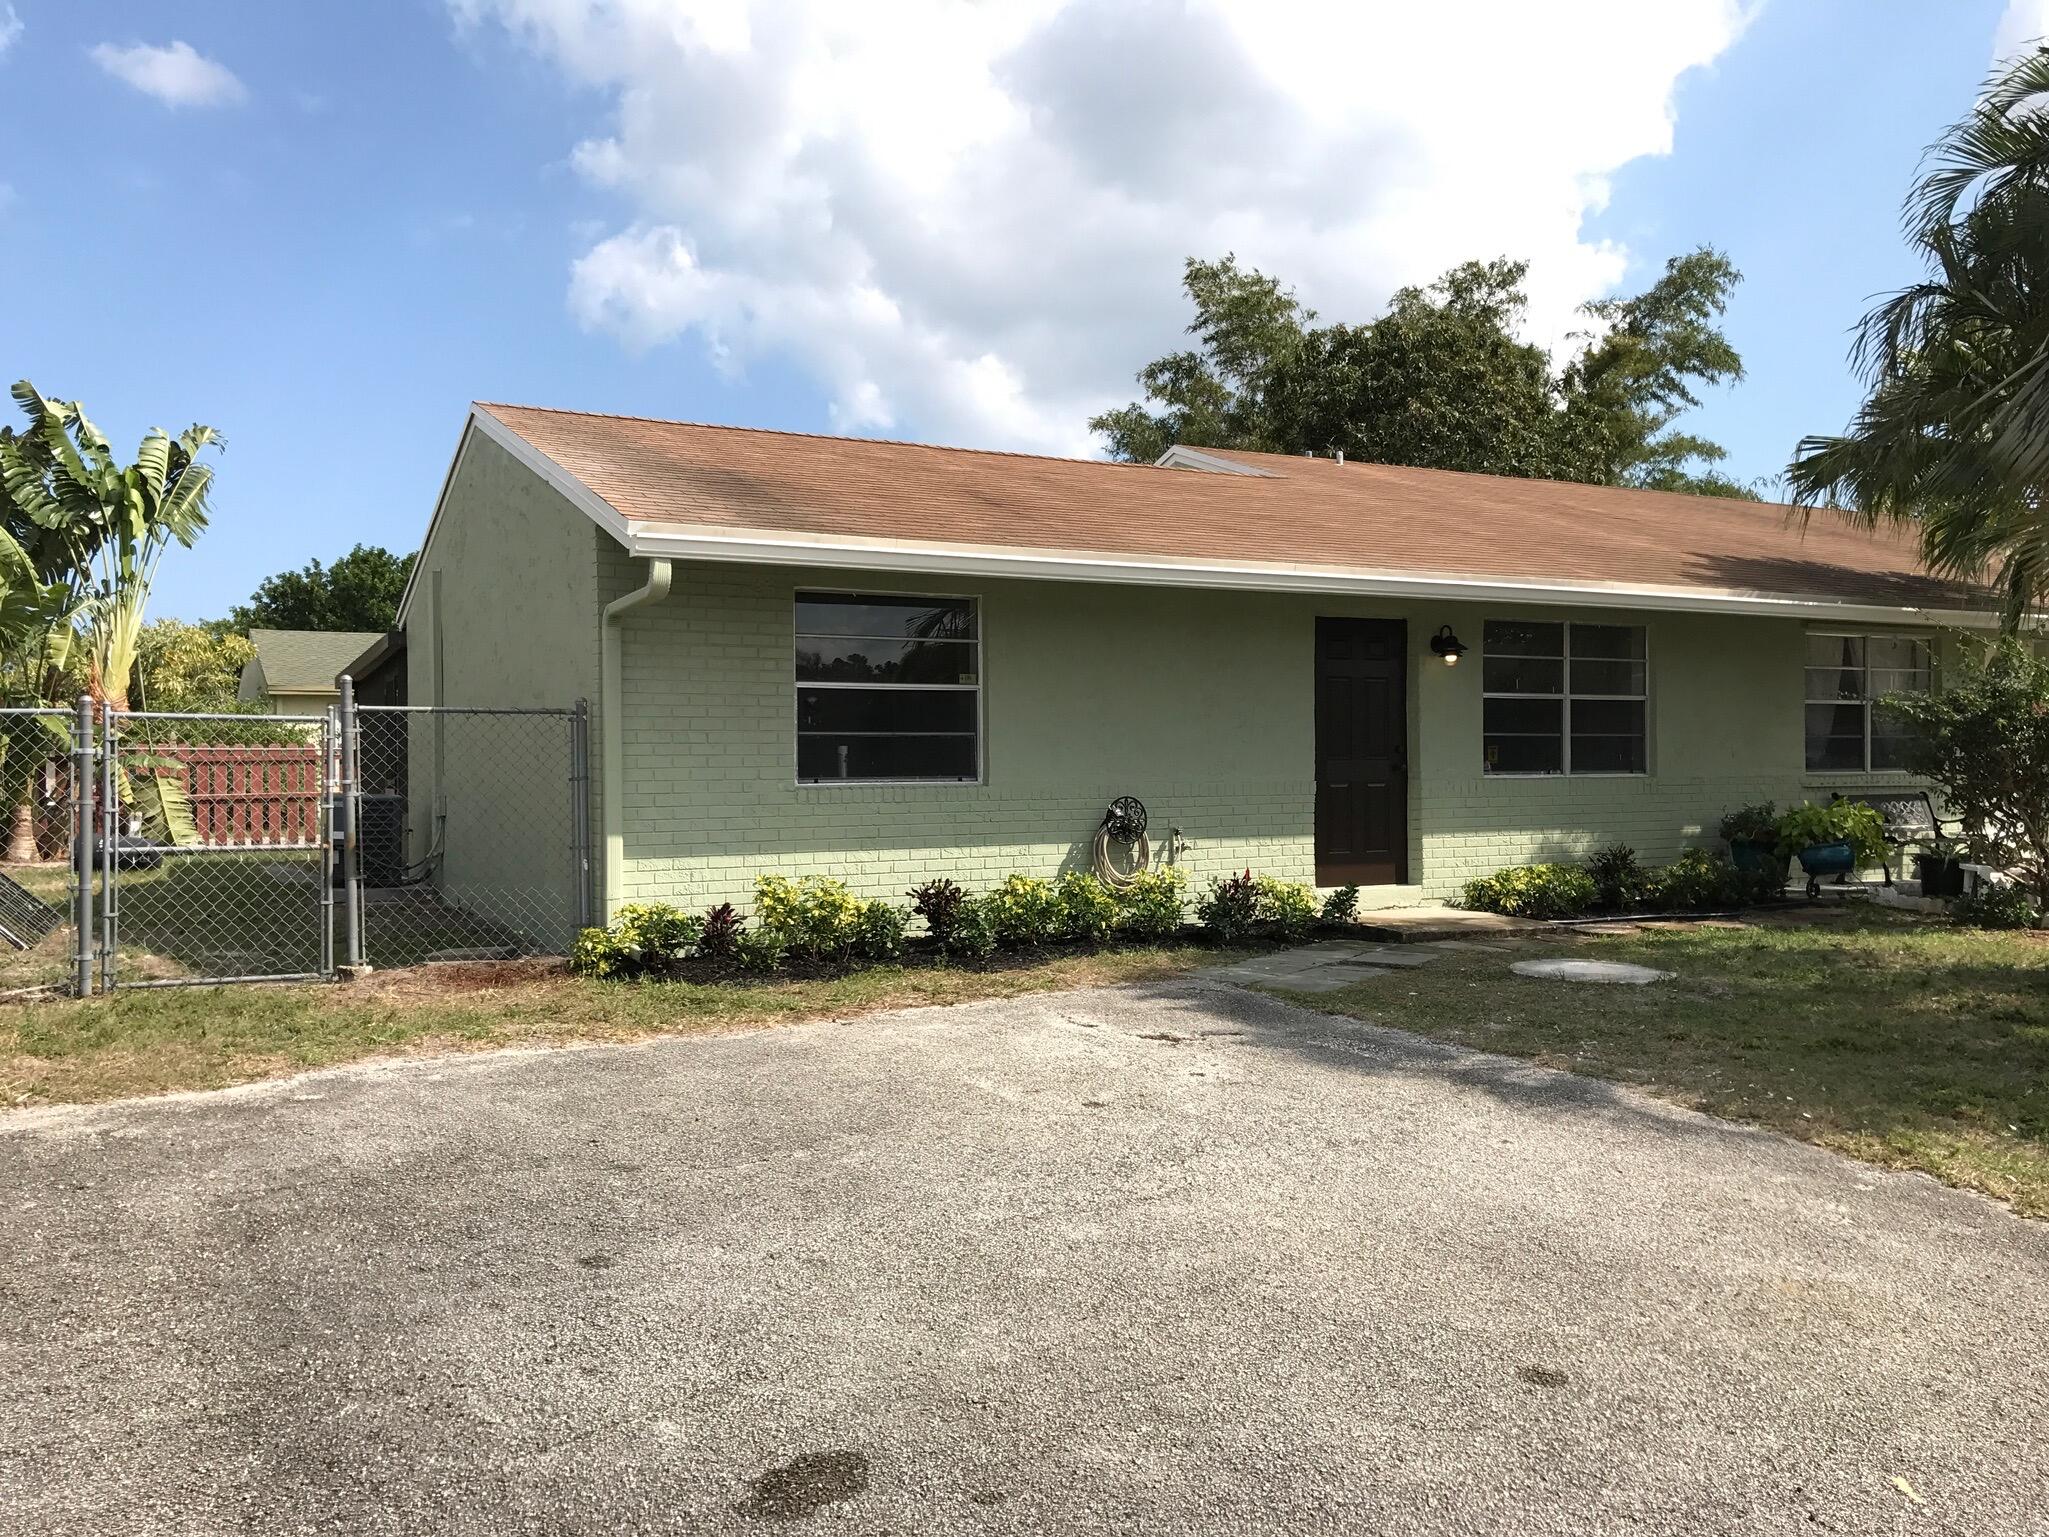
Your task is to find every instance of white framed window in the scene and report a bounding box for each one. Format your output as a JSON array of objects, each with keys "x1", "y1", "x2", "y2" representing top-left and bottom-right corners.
[
  {"x1": 1483, "y1": 620, "x2": 1648, "y2": 775},
  {"x1": 795, "y1": 591, "x2": 981, "y2": 783},
  {"x1": 1804, "y1": 632, "x2": 1931, "y2": 772}
]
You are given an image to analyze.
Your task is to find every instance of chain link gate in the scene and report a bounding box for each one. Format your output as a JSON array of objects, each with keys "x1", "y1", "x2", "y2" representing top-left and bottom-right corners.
[
  {"x1": 94, "y1": 704, "x2": 335, "y2": 990},
  {"x1": 338, "y1": 688, "x2": 591, "y2": 972}
]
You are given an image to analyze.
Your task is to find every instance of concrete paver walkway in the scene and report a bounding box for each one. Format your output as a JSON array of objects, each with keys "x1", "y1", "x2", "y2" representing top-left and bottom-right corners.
[{"x1": 1200, "y1": 938, "x2": 1484, "y2": 993}]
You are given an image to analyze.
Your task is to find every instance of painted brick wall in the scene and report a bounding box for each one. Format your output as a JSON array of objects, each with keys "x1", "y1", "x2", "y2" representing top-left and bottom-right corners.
[
  {"x1": 608, "y1": 559, "x2": 1943, "y2": 910},
  {"x1": 613, "y1": 563, "x2": 1318, "y2": 909}
]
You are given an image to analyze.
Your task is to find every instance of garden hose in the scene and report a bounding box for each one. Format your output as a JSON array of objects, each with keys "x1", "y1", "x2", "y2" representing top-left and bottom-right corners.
[{"x1": 1092, "y1": 796, "x2": 1151, "y2": 890}]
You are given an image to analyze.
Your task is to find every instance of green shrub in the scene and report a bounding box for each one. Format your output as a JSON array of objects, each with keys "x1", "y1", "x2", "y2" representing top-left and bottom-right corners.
[
  {"x1": 570, "y1": 903, "x2": 701, "y2": 979},
  {"x1": 1054, "y1": 871, "x2": 1118, "y2": 944},
  {"x1": 987, "y1": 874, "x2": 1062, "y2": 949},
  {"x1": 1773, "y1": 801, "x2": 1888, "y2": 869},
  {"x1": 1717, "y1": 802, "x2": 1779, "y2": 846},
  {"x1": 908, "y1": 878, "x2": 968, "y2": 946},
  {"x1": 1882, "y1": 638, "x2": 2049, "y2": 917},
  {"x1": 1320, "y1": 884, "x2": 1361, "y2": 925},
  {"x1": 853, "y1": 900, "x2": 908, "y2": 961},
  {"x1": 755, "y1": 874, "x2": 867, "y2": 964},
  {"x1": 1639, "y1": 848, "x2": 1779, "y2": 912},
  {"x1": 1114, "y1": 866, "x2": 1186, "y2": 940},
  {"x1": 945, "y1": 896, "x2": 998, "y2": 961},
  {"x1": 1951, "y1": 881, "x2": 2038, "y2": 930},
  {"x1": 1641, "y1": 849, "x2": 1731, "y2": 911},
  {"x1": 1460, "y1": 863, "x2": 1596, "y2": 920},
  {"x1": 1255, "y1": 875, "x2": 1319, "y2": 941},
  {"x1": 1584, "y1": 843, "x2": 1646, "y2": 911},
  {"x1": 570, "y1": 925, "x2": 628, "y2": 979},
  {"x1": 1195, "y1": 870, "x2": 1261, "y2": 942},
  {"x1": 733, "y1": 927, "x2": 786, "y2": 974},
  {"x1": 613, "y1": 902, "x2": 702, "y2": 974}
]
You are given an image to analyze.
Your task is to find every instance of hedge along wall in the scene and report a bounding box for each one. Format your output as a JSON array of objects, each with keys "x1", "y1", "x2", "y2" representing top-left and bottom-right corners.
[{"x1": 603, "y1": 552, "x2": 1948, "y2": 912}]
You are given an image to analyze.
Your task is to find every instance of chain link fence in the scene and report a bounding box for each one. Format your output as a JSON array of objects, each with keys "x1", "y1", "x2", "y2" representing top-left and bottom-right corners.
[
  {"x1": 346, "y1": 699, "x2": 590, "y2": 969},
  {"x1": 0, "y1": 693, "x2": 590, "y2": 995}
]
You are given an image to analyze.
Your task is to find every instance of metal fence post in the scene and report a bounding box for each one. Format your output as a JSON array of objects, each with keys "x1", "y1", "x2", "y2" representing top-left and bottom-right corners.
[
  {"x1": 100, "y1": 701, "x2": 116, "y2": 993},
  {"x1": 570, "y1": 698, "x2": 592, "y2": 931},
  {"x1": 320, "y1": 707, "x2": 337, "y2": 980},
  {"x1": 338, "y1": 675, "x2": 366, "y2": 974},
  {"x1": 71, "y1": 696, "x2": 94, "y2": 997}
]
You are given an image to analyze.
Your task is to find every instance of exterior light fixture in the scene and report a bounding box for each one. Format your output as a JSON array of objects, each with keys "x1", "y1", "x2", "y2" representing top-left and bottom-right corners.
[{"x1": 1429, "y1": 625, "x2": 1468, "y2": 667}]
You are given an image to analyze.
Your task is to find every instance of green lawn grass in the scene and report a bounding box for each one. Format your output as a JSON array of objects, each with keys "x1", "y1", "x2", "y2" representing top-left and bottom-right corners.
[
  {"x1": 1265, "y1": 910, "x2": 2049, "y2": 1218},
  {"x1": 0, "y1": 945, "x2": 1230, "y2": 1109}
]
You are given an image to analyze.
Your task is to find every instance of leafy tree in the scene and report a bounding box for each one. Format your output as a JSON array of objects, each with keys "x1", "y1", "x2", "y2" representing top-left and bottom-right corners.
[
  {"x1": 1787, "y1": 48, "x2": 2049, "y2": 622},
  {"x1": 132, "y1": 618, "x2": 253, "y2": 713},
  {"x1": 0, "y1": 381, "x2": 220, "y2": 709},
  {"x1": 1090, "y1": 255, "x2": 1310, "y2": 462},
  {"x1": 230, "y1": 543, "x2": 415, "y2": 634},
  {"x1": 1560, "y1": 247, "x2": 1749, "y2": 494},
  {"x1": 1881, "y1": 636, "x2": 2049, "y2": 920},
  {"x1": 1267, "y1": 260, "x2": 1574, "y2": 478},
  {"x1": 1094, "y1": 246, "x2": 1753, "y2": 497}
]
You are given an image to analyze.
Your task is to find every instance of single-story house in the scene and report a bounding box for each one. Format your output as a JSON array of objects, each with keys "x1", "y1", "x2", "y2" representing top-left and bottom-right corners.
[
  {"x1": 238, "y1": 628, "x2": 387, "y2": 717},
  {"x1": 397, "y1": 402, "x2": 1993, "y2": 922}
]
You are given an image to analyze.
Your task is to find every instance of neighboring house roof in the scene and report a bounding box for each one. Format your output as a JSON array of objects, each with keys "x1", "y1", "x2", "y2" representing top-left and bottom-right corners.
[
  {"x1": 403, "y1": 402, "x2": 1996, "y2": 628},
  {"x1": 238, "y1": 629, "x2": 387, "y2": 701}
]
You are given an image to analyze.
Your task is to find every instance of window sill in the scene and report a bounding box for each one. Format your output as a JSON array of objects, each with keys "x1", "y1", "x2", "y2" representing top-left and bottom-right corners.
[
  {"x1": 797, "y1": 779, "x2": 985, "y2": 789},
  {"x1": 1482, "y1": 771, "x2": 1651, "y2": 780}
]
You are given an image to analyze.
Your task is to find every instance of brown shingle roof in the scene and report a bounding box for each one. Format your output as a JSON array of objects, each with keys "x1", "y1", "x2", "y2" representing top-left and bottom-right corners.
[{"x1": 475, "y1": 403, "x2": 1983, "y2": 615}]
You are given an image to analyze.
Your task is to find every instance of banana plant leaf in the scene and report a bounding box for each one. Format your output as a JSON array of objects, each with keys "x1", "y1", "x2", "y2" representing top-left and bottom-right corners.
[{"x1": 127, "y1": 772, "x2": 200, "y2": 847}]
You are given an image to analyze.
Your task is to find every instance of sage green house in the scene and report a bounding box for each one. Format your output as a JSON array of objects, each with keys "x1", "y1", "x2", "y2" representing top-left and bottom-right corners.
[
  {"x1": 396, "y1": 403, "x2": 1992, "y2": 923},
  {"x1": 238, "y1": 628, "x2": 386, "y2": 717}
]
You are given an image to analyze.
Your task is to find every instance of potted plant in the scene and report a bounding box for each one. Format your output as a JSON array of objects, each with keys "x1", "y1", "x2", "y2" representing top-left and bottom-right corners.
[
  {"x1": 1775, "y1": 801, "x2": 1888, "y2": 897},
  {"x1": 1914, "y1": 849, "x2": 1967, "y2": 898},
  {"x1": 1718, "y1": 802, "x2": 1781, "y2": 875}
]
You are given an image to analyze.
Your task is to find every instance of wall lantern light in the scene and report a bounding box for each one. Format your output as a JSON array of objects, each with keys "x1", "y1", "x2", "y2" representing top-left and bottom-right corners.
[{"x1": 1429, "y1": 625, "x2": 1468, "y2": 667}]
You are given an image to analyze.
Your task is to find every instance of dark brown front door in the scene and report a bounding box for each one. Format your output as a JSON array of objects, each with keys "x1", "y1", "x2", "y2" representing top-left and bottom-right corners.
[{"x1": 1316, "y1": 618, "x2": 1408, "y2": 885}]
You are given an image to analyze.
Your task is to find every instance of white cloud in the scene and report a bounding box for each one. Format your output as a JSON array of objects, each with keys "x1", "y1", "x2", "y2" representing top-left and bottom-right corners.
[
  {"x1": 91, "y1": 40, "x2": 245, "y2": 108},
  {"x1": 457, "y1": 0, "x2": 1754, "y2": 455},
  {"x1": 0, "y1": 6, "x2": 22, "y2": 59},
  {"x1": 1994, "y1": 0, "x2": 2049, "y2": 65}
]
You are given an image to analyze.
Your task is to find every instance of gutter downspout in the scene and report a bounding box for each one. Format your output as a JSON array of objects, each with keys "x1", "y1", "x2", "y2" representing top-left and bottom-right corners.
[{"x1": 601, "y1": 558, "x2": 673, "y2": 921}]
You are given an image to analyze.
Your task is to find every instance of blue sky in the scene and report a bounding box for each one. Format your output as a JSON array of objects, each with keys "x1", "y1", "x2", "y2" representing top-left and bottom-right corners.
[{"x1": 0, "y1": 1, "x2": 2034, "y2": 620}]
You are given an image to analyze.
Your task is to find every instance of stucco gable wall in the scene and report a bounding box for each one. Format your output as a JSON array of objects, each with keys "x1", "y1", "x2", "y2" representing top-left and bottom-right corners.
[{"x1": 403, "y1": 429, "x2": 608, "y2": 942}]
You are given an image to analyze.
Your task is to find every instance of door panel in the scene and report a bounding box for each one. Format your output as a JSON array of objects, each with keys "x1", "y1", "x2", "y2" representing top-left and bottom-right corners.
[{"x1": 1315, "y1": 619, "x2": 1408, "y2": 885}]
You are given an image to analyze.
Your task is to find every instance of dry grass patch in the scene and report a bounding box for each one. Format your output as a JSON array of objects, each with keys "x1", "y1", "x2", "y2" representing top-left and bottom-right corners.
[
  {"x1": 1277, "y1": 908, "x2": 2049, "y2": 1218},
  {"x1": 1, "y1": 945, "x2": 1227, "y2": 1109}
]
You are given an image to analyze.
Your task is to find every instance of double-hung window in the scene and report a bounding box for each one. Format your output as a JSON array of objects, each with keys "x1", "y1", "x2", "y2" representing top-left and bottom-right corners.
[
  {"x1": 1804, "y1": 632, "x2": 1930, "y2": 772},
  {"x1": 795, "y1": 592, "x2": 981, "y2": 782},
  {"x1": 1483, "y1": 620, "x2": 1648, "y2": 775}
]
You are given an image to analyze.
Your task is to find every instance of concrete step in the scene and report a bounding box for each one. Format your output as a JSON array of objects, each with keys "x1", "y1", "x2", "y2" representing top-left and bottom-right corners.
[{"x1": 1353, "y1": 904, "x2": 1543, "y2": 943}]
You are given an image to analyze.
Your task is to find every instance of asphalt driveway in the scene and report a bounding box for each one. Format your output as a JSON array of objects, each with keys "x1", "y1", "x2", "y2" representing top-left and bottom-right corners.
[{"x1": 6, "y1": 979, "x2": 2047, "y2": 1535}]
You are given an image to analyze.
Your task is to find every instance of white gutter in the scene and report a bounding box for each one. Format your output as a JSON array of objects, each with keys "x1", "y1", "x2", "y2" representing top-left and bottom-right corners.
[
  {"x1": 600, "y1": 558, "x2": 672, "y2": 920},
  {"x1": 621, "y1": 525, "x2": 2004, "y2": 631}
]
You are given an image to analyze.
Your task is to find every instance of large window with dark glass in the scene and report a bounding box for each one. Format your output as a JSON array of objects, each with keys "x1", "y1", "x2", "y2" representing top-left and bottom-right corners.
[
  {"x1": 1483, "y1": 620, "x2": 1648, "y2": 775},
  {"x1": 1804, "y1": 632, "x2": 1930, "y2": 772},
  {"x1": 796, "y1": 592, "x2": 980, "y2": 782}
]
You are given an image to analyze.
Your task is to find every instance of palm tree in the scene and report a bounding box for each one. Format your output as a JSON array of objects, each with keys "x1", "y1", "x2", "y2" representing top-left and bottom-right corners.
[
  {"x1": 1787, "y1": 47, "x2": 2049, "y2": 624},
  {"x1": 0, "y1": 382, "x2": 221, "y2": 707}
]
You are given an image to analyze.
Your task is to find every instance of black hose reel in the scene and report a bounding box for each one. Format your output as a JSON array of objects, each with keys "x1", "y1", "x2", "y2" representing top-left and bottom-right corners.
[
  {"x1": 1093, "y1": 796, "x2": 1151, "y2": 888},
  {"x1": 1102, "y1": 795, "x2": 1148, "y2": 844}
]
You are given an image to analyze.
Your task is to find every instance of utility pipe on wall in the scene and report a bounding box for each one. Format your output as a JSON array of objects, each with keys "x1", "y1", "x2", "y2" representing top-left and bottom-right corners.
[{"x1": 600, "y1": 558, "x2": 672, "y2": 920}]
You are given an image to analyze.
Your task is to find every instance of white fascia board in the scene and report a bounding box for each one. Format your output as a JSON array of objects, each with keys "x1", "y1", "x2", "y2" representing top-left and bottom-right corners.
[
  {"x1": 621, "y1": 522, "x2": 2001, "y2": 629},
  {"x1": 395, "y1": 405, "x2": 637, "y2": 629},
  {"x1": 1153, "y1": 444, "x2": 1281, "y2": 476}
]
